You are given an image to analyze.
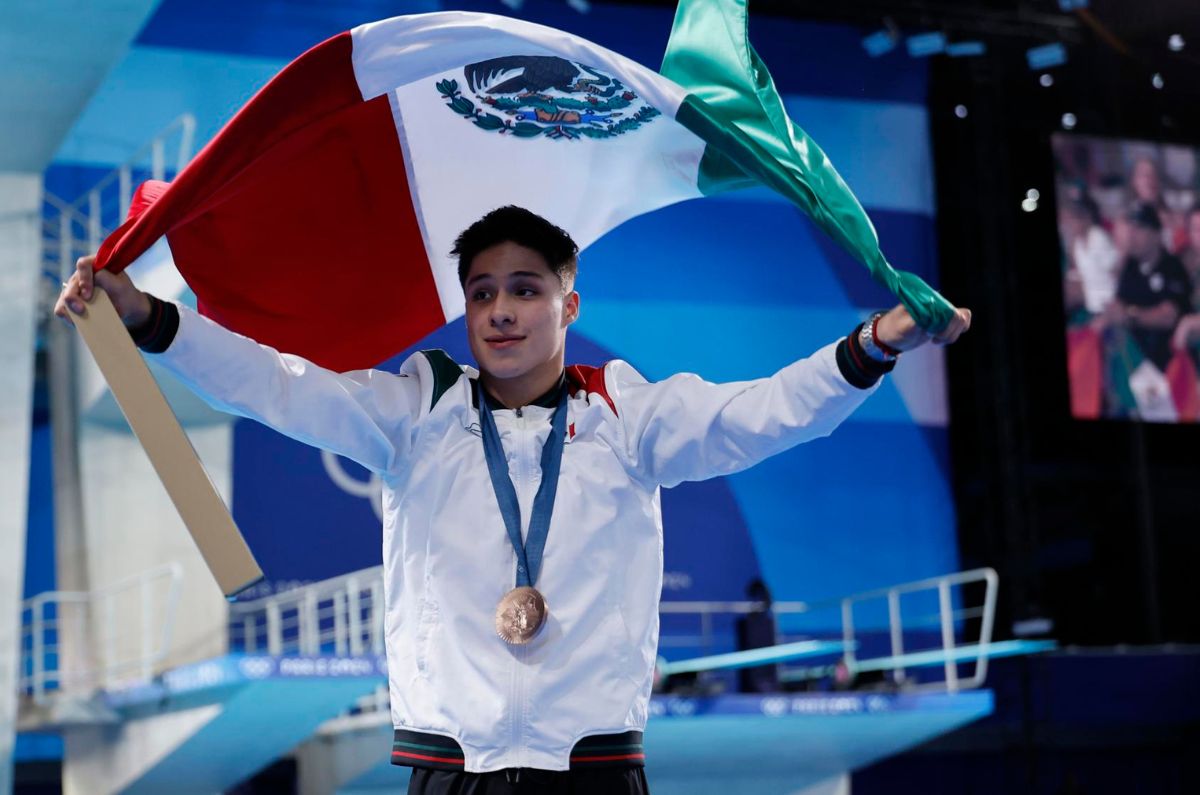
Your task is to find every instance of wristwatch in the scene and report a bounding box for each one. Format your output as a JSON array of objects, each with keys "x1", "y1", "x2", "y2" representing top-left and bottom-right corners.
[{"x1": 859, "y1": 312, "x2": 898, "y2": 363}]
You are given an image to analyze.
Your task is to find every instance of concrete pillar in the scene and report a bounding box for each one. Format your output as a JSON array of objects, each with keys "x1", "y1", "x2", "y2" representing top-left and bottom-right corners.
[
  {"x1": 0, "y1": 172, "x2": 42, "y2": 793},
  {"x1": 76, "y1": 421, "x2": 233, "y2": 677}
]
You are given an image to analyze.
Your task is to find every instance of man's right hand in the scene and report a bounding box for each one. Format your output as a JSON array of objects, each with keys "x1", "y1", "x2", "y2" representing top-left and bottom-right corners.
[{"x1": 54, "y1": 254, "x2": 152, "y2": 327}]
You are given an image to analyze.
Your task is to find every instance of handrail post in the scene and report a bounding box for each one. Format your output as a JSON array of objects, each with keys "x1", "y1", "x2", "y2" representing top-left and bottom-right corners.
[
  {"x1": 333, "y1": 591, "x2": 347, "y2": 656},
  {"x1": 151, "y1": 139, "x2": 165, "y2": 181},
  {"x1": 347, "y1": 576, "x2": 363, "y2": 656},
  {"x1": 888, "y1": 590, "x2": 905, "y2": 685},
  {"x1": 267, "y1": 601, "x2": 282, "y2": 656},
  {"x1": 118, "y1": 166, "x2": 131, "y2": 220},
  {"x1": 244, "y1": 615, "x2": 256, "y2": 653},
  {"x1": 32, "y1": 599, "x2": 44, "y2": 703},
  {"x1": 178, "y1": 114, "x2": 196, "y2": 172},
  {"x1": 58, "y1": 213, "x2": 71, "y2": 279},
  {"x1": 303, "y1": 591, "x2": 319, "y2": 655},
  {"x1": 938, "y1": 579, "x2": 958, "y2": 693},
  {"x1": 841, "y1": 598, "x2": 856, "y2": 670},
  {"x1": 88, "y1": 192, "x2": 101, "y2": 253},
  {"x1": 968, "y1": 569, "x2": 1000, "y2": 688}
]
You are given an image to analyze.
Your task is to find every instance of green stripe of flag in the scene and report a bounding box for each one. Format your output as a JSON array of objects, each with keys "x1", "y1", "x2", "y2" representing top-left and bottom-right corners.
[{"x1": 662, "y1": 0, "x2": 957, "y2": 333}]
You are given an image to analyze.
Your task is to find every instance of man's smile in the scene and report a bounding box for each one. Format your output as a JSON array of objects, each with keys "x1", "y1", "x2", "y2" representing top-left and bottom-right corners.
[{"x1": 485, "y1": 334, "x2": 525, "y2": 349}]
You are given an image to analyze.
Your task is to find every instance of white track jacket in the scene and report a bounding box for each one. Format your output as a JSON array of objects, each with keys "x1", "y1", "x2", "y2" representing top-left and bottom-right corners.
[{"x1": 151, "y1": 303, "x2": 879, "y2": 773}]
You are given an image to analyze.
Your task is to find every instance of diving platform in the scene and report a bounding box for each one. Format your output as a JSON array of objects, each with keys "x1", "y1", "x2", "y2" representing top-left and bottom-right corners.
[
  {"x1": 18, "y1": 565, "x2": 1055, "y2": 793},
  {"x1": 61, "y1": 655, "x2": 386, "y2": 795}
]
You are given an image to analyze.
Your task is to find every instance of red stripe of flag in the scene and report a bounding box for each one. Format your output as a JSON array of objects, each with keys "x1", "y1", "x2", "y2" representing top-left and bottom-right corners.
[
  {"x1": 97, "y1": 32, "x2": 445, "y2": 372},
  {"x1": 1067, "y1": 326, "x2": 1103, "y2": 420},
  {"x1": 1166, "y1": 348, "x2": 1200, "y2": 422}
]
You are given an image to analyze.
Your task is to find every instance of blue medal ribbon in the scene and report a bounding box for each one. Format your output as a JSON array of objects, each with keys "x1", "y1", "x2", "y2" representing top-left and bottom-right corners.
[{"x1": 477, "y1": 379, "x2": 568, "y2": 589}]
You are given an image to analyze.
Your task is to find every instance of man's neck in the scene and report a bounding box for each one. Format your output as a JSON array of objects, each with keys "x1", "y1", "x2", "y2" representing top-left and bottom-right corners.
[{"x1": 480, "y1": 359, "x2": 565, "y2": 409}]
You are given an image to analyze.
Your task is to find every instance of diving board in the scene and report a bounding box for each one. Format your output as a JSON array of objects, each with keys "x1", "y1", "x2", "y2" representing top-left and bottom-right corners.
[
  {"x1": 659, "y1": 640, "x2": 851, "y2": 676},
  {"x1": 781, "y1": 639, "x2": 1059, "y2": 683}
]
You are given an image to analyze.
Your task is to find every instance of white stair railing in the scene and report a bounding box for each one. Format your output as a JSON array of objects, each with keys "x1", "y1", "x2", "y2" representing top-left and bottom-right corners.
[
  {"x1": 20, "y1": 563, "x2": 184, "y2": 704},
  {"x1": 229, "y1": 567, "x2": 387, "y2": 658},
  {"x1": 42, "y1": 113, "x2": 195, "y2": 282}
]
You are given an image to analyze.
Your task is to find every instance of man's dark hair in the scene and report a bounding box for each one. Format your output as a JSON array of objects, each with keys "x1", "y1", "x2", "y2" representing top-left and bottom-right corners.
[{"x1": 452, "y1": 206, "x2": 579, "y2": 290}]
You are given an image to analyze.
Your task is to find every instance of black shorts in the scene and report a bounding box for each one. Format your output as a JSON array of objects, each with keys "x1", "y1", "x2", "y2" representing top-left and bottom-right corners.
[{"x1": 407, "y1": 766, "x2": 650, "y2": 795}]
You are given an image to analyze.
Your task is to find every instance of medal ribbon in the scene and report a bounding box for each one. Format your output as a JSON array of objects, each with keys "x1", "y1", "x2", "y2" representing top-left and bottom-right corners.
[{"x1": 477, "y1": 380, "x2": 568, "y2": 588}]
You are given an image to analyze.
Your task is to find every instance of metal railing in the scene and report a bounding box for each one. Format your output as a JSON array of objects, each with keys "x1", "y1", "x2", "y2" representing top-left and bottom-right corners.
[
  {"x1": 19, "y1": 563, "x2": 184, "y2": 704},
  {"x1": 42, "y1": 113, "x2": 195, "y2": 281},
  {"x1": 228, "y1": 566, "x2": 386, "y2": 657},
  {"x1": 17, "y1": 562, "x2": 996, "y2": 709},
  {"x1": 227, "y1": 565, "x2": 996, "y2": 694},
  {"x1": 838, "y1": 567, "x2": 998, "y2": 692},
  {"x1": 659, "y1": 567, "x2": 998, "y2": 693}
]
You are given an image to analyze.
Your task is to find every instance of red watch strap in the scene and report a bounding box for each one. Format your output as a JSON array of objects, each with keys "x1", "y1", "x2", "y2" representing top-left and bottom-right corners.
[{"x1": 871, "y1": 314, "x2": 901, "y2": 358}]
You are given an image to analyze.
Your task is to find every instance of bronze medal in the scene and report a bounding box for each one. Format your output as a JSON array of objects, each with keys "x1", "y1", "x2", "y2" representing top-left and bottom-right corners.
[
  {"x1": 495, "y1": 586, "x2": 548, "y2": 645},
  {"x1": 478, "y1": 380, "x2": 567, "y2": 646}
]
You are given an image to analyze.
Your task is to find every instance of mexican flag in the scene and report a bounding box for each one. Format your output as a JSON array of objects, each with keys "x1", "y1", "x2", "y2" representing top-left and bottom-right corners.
[
  {"x1": 1066, "y1": 326, "x2": 1103, "y2": 420},
  {"x1": 1166, "y1": 348, "x2": 1200, "y2": 422},
  {"x1": 96, "y1": 0, "x2": 954, "y2": 372}
]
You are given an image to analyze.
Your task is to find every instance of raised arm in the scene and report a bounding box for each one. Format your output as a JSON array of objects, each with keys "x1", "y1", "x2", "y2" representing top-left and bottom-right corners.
[
  {"x1": 609, "y1": 304, "x2": 970, "y2": 488},
  {"x1": 56, "y1": 256, "x2": 421, "y2": 475}
]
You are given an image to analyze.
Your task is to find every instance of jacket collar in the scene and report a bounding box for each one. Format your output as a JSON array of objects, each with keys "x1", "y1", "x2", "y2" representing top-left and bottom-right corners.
[{"x1": 471, "y1": 371, "x2": 566, "y2": 411}]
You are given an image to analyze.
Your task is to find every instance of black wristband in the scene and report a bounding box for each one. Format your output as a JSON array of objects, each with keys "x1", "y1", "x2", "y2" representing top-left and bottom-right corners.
[
  {"x1": 128, "y1": 294, "x2": 180, "y2": 353},
  {"x1": 835, "y1": 323, "x2": 896, "y2": 389}
]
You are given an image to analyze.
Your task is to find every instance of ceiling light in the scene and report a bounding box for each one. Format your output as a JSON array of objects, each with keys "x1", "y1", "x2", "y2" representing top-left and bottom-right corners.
[
  {"x1": 862, "y1": 29, "x2": 897, "y2": 57},
  {"x1": 1027, "y1": 42, "x2": 1067, "y2": 70}
]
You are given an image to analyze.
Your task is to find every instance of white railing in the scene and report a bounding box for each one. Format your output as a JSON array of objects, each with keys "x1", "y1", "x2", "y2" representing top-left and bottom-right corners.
[
  {"x1": 227, "y1": 565, "x2": 997, "y2": 694},
  {"x1": 42, "y1": 113, "x2": 196, "y2": 281},
  {"x1": 660, "y1": 568, "x2": 999, "y2": 693},
  {"x1": 228, "y1": 567, "x2": 386, "y2": 657},
  {"x1": 20, "y1": 563, "x2": 184, "y2": 704},
  {"x1": 838, "y1": 567, "x2": 998, "y2": 692}
]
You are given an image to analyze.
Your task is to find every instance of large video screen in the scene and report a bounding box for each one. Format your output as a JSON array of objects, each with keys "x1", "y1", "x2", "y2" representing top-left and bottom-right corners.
[{"x1": 1054, "y1": 133, "x2": 1200, "y2": 422}]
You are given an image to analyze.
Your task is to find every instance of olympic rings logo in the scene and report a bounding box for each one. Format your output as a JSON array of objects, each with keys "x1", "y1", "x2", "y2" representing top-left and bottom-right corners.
[{"x1": 321, "y1": 450, "x2": 383, "y2": 521}]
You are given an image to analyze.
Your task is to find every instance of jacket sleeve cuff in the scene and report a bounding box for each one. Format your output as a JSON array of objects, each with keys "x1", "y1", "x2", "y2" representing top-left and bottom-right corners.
[
  {"x1": 128, "y1": 294, "x2": 180, "y2": 353},
  {"x1": 835, "y1": 323, "x2": 896, "y2": 389}
]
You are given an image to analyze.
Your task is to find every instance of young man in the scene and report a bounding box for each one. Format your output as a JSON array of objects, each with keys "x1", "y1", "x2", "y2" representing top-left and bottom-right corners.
[
  {"x1": 57, "y1": 206, "x2": 970, "y2": 794},
  {"x1": 1106, "y1": 203, "x2": 1192, "y2": 373}
]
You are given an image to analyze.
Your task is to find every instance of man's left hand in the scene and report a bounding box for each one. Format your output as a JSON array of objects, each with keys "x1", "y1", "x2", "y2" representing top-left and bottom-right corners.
[{"x1": 874, "y1": 303, "x2": 972, "y2": 352}]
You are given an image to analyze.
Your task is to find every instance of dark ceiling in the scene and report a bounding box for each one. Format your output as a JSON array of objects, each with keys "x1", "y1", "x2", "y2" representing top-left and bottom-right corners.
[{"x1": 618, "y1": 0, "x2": 1200, "y2": 96}]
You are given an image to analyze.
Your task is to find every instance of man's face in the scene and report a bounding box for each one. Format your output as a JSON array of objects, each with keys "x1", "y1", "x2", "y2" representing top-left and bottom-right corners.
[
  {"x1": 463, "y1": 241, "x2": 579, "y2": 382},
  {"x1": 1132, "y1": 159, "x2": 1160, "y2": 203},
  {"x1": 1127, "y1": 222, "x2": 1161, "y2": 262}
]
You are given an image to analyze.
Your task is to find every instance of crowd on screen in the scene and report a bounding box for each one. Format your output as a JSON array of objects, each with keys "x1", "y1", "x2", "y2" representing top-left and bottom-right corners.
[{"x1": 1056, "y1": 140, "x2": 1200, "y2": 421}]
